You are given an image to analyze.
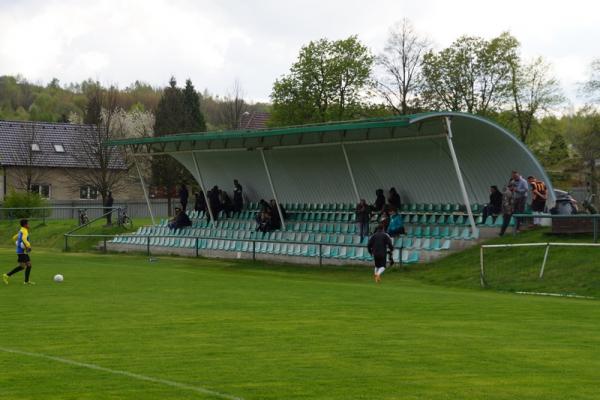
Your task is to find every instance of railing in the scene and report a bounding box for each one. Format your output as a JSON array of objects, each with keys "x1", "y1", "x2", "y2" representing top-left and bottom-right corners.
[
  {"x1": 63, "y1": 233, "x2": 403, "y2": 267},
  {"x1": 512, "y1": 213, "x2": 600, "y2": 242}
]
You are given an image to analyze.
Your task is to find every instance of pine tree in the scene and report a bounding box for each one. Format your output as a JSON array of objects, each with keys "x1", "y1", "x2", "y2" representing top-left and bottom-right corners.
[{"x1": 182, "y1": 79, "x2": 206, "y2": 132}]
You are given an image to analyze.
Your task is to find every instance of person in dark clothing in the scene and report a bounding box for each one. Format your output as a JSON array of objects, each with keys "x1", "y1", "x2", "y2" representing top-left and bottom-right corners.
[
  {"x1": 269, "y1": 199, "x2": 286, "y2": 230},
  {"x1": 168, "y1": 207, "x2": 192, "y2": 230},
  {"x1": 207, "y1": 186, "x2": 221, "y2": 222},
  {"x1": 256, "y1": 211, "x2": 272, "y2": 233},
  {"x1": 499, "y1": 184, "x2": 514, "y2": 236},
  {"x1": 179, "y1": 184, "x2": 189, "y2": 211},
  {"x1": 481, "y1": 185, "x2": 503, "y2": 223},
  {"x1": 194, "y1": 191, "x2": 207, "y2": 214},
  {"x1": 259, "y1": 199, "x2": 272, "y2": 214},
  {"x1": 373, "y1": 189, "x2": 386, "y2": 214},
  {"x1": 367, "y1": 224, "x2": 394, "y2": 283},
  {"x1": 387, "y1": 187, "x2": 402, "y2": 211},
  {"x1": 104, "y1": 191, "x2": 114, "y2": 226},
  {"x1": 221, "y1": 191, "x2": 233, "y2": 218},
  {"x1": 233, "y1": 180, "x2": 243, "y2": 213},
  {"x1": 356, "y1": 199, "x2": 371, "y2": 239}
]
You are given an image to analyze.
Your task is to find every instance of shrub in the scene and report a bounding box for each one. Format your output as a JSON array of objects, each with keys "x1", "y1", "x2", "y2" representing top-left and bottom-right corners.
[{"x1": 2, "y1": 191, "x2": 51, "y2": 219}]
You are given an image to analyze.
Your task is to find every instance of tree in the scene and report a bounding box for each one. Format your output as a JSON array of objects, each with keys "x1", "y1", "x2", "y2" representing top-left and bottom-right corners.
[
  {"x1": 182, "y1": 79, "x2": 206, "y2": 132},
  {"x1": 152, "y1": 77, "x2": 202, "y2": 213},
  {"x1": 581, "y1": 59, "x2": 600, "y2": 103},
  {"x1": 270, "y1": 36, "x2": 373, "y2": 126},
  {"x1": 14, "y1": 123, "x2": 47, "y2": 193},
  {"x1": 546, "y1": 133, "x2": 569, "y2": 166},
  {"x1": 68, "y1": 86, "x2": 128, "y2": 205},
  {"x1": 221, "y1": 79, "x2": 248, "y2": 129},
  {"x1": 421, "y1": 32, "x2": 519, "y2": 115},
  {"x1": 375, "y1": 19, "x2": 430, "y2": 114},
  {"x1": 509, "y1": 57, "x2": 564, "y2": 142},
  {"x1": 567, "y1": 109, "x2": 600, "y2": 202}
]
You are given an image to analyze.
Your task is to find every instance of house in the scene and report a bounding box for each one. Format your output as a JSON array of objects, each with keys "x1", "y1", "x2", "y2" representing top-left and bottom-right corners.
[
  {"x1": 238, "y1": 111, "x2": 270, "y2": 130},
  {"x1": 0, "y1": 120, "x2": 143, "y2": 202}
]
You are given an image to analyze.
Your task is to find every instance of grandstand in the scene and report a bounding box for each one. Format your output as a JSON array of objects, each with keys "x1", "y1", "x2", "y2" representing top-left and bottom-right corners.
[{"x1": 107, "y1": 112, "x2": 552, "y2": 264}]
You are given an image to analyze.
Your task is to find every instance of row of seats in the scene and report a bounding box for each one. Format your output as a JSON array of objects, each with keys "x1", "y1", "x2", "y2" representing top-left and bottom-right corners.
[{"x1": 113, "y1": 235, "x2": 421, "y2": 264}]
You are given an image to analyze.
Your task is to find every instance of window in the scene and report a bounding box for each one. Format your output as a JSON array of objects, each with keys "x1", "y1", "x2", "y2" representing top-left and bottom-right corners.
[
  {"x1": 31, "y1": 143, "x2": 40, "y2": 152},
  {"x1": 53, "y1": 144, "x2": 65, "y2": 152},
  {"x1": 31, "y1": 184, "x2": 50, "y2": 199},
  {"x1": 80, "y1": 186, "x2": 98, "y2": 200}
]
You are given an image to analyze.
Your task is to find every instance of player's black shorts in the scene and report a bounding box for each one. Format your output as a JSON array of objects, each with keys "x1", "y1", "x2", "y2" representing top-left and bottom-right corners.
[
  {"x1": 374, "y1": 254, "x2": 387, "y2": 268},
  {"x1": 17, "y1": 254, "x2": 30, "y2": 263}
]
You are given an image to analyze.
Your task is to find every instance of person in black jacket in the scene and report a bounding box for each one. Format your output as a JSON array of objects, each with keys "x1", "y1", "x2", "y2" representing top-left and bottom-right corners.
[
  {"x1": 233, "y1": 179, "x2": 243, "y2": 213},
  {"x1": 481, "y1": 185, "x2": 503, "y2": 223},
  {"x1": 168, "y1": 207, "x2": 192, "y2": 230},
  {"x1": 179, "y1": 184, "x2": 189, "y2": 211},
  {"x1": 355, "y1": 199, "x2": 371, "y2": 239},
  {"x1": 367, "y1": 224, "x2": 394, "y2": 283},
  {"x1": 194, "y1": 191, "x2": 206, "y2": 214},
  {"x1": 373, "y1": 189, "x2": 386, "y2": 215},
  {"x1": 207, "y1": 186, "x2": 221, "y2": 222},
  {"x1": 104, "y1": 191, "x2": 114, "y2": 226},
  {"x1": 388, "y1": 187, "x2": 402, "y2": 211}
]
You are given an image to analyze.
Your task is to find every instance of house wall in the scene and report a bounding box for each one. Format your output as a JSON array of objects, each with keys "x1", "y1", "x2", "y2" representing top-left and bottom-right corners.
[{"x1": 1, "y1": 166, "x2": 145, "y2": 201}]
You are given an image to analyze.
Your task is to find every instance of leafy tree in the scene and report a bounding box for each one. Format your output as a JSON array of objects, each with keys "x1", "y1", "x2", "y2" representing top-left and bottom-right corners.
[
  {"x1": 567, "y1": 109, "x2": 600, "y2": 201},
  {"x1": 546, "y1": 133, "x2": 569, "y2": 166},
  {"x1": 421, "y1": 32, "x2": 519, "y2": 115},
  {"x1": 581, "y1": 59, "x2": 600, "y2": 103},
  {"x1": 270, "y1": 36, "x2": 373, "y2": 126},
  {"x1": 509, "y1": 57, "x2": 564, "y2": 142},
  {"x1": 375, "y1": 19, "x2": 430, "y2": 114}
]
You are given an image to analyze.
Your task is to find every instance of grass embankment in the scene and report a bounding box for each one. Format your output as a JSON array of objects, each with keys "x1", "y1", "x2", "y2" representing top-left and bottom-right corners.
[
  {"x1": 1, "y1": 249, "x2": 599, "y2": 399},
  {"x1": 0, "y1": 218, "x2": 151, "y2": 252}
]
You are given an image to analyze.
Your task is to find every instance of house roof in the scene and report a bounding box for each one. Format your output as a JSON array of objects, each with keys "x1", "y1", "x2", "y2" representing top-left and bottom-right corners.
[
  {"x1": 239, "y1": 111, "x2": 270, "y2": 130},
  {"x1": 0, "y1": 120, "x2": 126, "y2": 169}
]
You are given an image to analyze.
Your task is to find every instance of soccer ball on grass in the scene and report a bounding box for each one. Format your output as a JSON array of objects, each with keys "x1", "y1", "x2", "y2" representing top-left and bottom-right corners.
[{"x1": 53, "y1": 274, "x2": 64, "y2": 283}]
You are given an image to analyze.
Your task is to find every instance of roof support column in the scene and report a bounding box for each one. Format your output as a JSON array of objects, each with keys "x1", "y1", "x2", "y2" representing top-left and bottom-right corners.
[
  {"x1": 341, "y1": 143, "x2": 360, "y2": 202},
  {"x1": 445, "y1": 117, "x2": 478, "y2": 235},
  {"x1": 259, "y1": 148, "x2": 286, "y2": 231},
  {"x1": 191, "y1": 151, "x2": 216, "y2": 227},
  {"x1": 133, "y1": 155, "x2": 156, "y2": 226}
]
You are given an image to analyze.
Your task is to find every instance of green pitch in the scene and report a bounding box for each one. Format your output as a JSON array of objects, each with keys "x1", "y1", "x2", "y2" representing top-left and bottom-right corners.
[{"x1": 1, "y1": 249, "x2": 599, "y2": 399}]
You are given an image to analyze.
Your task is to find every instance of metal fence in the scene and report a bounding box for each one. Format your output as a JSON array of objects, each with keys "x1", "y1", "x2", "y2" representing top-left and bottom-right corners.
[
  {"x1": 0, "y1": 200, "x2": 171, "y2": 221},
  {"x1": 512, "y1": 213, "x2": 600, "y2": 242}
]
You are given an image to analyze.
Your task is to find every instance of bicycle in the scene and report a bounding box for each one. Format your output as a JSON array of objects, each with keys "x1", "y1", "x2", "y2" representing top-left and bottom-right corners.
[
  {"x1": 78, "y1": 209, "x2": 89, "y2": 226},
  {"x1": 117, "y1": 206, "x2": 133, "y2": 229}
]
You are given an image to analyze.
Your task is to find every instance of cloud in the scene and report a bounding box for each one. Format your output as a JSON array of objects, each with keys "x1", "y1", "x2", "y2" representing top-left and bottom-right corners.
[{"x1": 0, "y1": 0, "x2": 597, "y2": 103}]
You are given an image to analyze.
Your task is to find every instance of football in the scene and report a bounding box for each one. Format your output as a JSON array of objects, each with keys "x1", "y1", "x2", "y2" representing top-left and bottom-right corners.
[{"x1": 53, "y1": 274, "x2": 64, "y2": 283}]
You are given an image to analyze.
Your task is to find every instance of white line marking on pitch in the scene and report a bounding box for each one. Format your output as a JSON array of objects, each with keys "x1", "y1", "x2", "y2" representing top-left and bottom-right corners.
[{"x1": 0, "y1": 347, "x2": 243, "y2": 400}]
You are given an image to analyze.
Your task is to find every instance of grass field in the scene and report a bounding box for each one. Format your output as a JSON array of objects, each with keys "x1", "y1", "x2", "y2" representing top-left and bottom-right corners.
[{"x1": 1, "y1": 246, "x2": 600, "y2": 399}]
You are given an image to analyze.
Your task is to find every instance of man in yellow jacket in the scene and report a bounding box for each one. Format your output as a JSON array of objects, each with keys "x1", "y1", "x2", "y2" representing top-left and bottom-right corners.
[{"x1": 3, "y1": 219, "x2": 34, "y2": 285}]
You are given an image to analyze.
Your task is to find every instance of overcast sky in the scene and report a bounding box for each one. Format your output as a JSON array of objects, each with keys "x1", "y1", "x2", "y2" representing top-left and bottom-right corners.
[{"x1": 0, "y1": 0, "x2": 597, "y2": 106}]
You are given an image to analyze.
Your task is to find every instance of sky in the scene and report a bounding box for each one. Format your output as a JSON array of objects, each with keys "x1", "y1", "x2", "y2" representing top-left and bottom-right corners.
[{"x1": 0, "y1": 0, "x2": 597, "y2": 106}]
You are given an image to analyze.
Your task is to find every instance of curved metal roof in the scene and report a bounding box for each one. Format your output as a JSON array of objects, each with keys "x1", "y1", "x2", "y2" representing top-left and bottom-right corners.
[{"x1": 109, "y1": 112, "x2": 554, "y2": 207}]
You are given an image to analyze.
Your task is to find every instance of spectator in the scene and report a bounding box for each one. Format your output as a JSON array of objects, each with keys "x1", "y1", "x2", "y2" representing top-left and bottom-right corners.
[
  {"x1": 104, "y1": 191, "x2": 114, "y2": 226},
  {"x1": 168, "y1": 207, "x2": 192, "y2": 230},
  {"x1": 179, "y1": 184, "x2": 189, "y2": 211},
  {"x1": 256, "y1": 211, "x2": 272, "y2": 233},
  {"x1": 367, "y1": 224, "x2": 394, "y2": 284},
  {"x1": 259, "y1": 199, "x2": 272, "y2": 214},
  {"x1": 499, "y1": 184, "x2": 514, "y2": 236},
  {"x1": 387, "y1": 208, "x2": 405, "y2": 236},
  {"x1": 510, "y1": 171, "x2": 528, "y2": 232},
  {"x1": 194, "y1": 191, "x2": 206, "y2": 214},
  {"x1": 207, "y1": 186, "x2": 221, "y2": 222},
  {"x1": 355, "y1": 199, "x2": 371, "y2": 239},
  {"x1": 481, "y1": 186, "x2": 502, "y2": 223},
  {"x1": 528, "y1": 176, "x2": 547, "y2": 226},
  {"x1": 269, "y1": 199, "x2": 286, "y2": 230},
  {"x1": 373, "y1": 189, "x2": 386, "y2": 214},
  {"x1": 220, "y1": 190, "x2": 233, "y2": 218},
  {"x1": 380, "y1": 209, "x2": 391, "y2": 232},
  {"x1": 387, "y1": 187, "x2": 402, "y2": 211},
  {"x1": 233, "y1": 179, "x2": 244, "y2": 213}
]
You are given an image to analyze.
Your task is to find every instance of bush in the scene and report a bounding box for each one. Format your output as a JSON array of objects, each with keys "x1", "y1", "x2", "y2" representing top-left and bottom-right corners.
[{"x1": 2, "y1": 191, "x2": 51, "y2": 219}]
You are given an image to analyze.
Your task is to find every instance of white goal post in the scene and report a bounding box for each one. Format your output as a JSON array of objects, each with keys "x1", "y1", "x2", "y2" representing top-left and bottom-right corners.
[{"x1": 479, "y1": 242, "x2": 600, "y2": 288}]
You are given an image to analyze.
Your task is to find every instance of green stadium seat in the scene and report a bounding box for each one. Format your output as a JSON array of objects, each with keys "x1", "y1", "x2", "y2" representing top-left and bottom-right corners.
[
  {"x1": 273, "y1": 243, "x2": 281, "y2": 254},
  {"x1": 394, "y1": 237, "x2": 402, "y2": 248},
  {"x1": 307, "y1": 245, "x2": 318, "y2": 257},
  {"x1": 280, "y1": 243, "x2": 288, "y2": 254}
]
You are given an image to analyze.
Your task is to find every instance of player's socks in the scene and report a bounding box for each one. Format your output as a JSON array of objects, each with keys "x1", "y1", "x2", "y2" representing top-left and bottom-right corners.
[
  {"x1": 7, "y1": 266, "x2": 24, "y2": 276},
  {"x1": 2, "y1": 274, "x2": 8, "y2": 284},
  {"x1": 24, "y1": 266, "x2": 32, "y2": 283}
]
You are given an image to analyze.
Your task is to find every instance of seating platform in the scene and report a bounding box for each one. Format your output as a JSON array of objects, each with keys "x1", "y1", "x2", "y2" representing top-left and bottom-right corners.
[{"x1": 109, "y1": 202, "x2": 510, "y2": 264}]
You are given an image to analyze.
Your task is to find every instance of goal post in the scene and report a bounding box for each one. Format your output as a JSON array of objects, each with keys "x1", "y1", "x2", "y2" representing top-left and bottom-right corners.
[{"x1": 480, "y1": 242, "x2": 600, "y2": 289}]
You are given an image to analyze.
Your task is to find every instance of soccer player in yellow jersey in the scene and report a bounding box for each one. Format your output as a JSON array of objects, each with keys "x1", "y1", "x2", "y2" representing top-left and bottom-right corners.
[{"x1": 3, "y1": 219, "x2": 34, "y2": 285}]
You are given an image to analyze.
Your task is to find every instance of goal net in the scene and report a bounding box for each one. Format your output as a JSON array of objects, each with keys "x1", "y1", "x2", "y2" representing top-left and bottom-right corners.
[{"x1": 479, "y1": 242, "x2": 600, "y2": 298}]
